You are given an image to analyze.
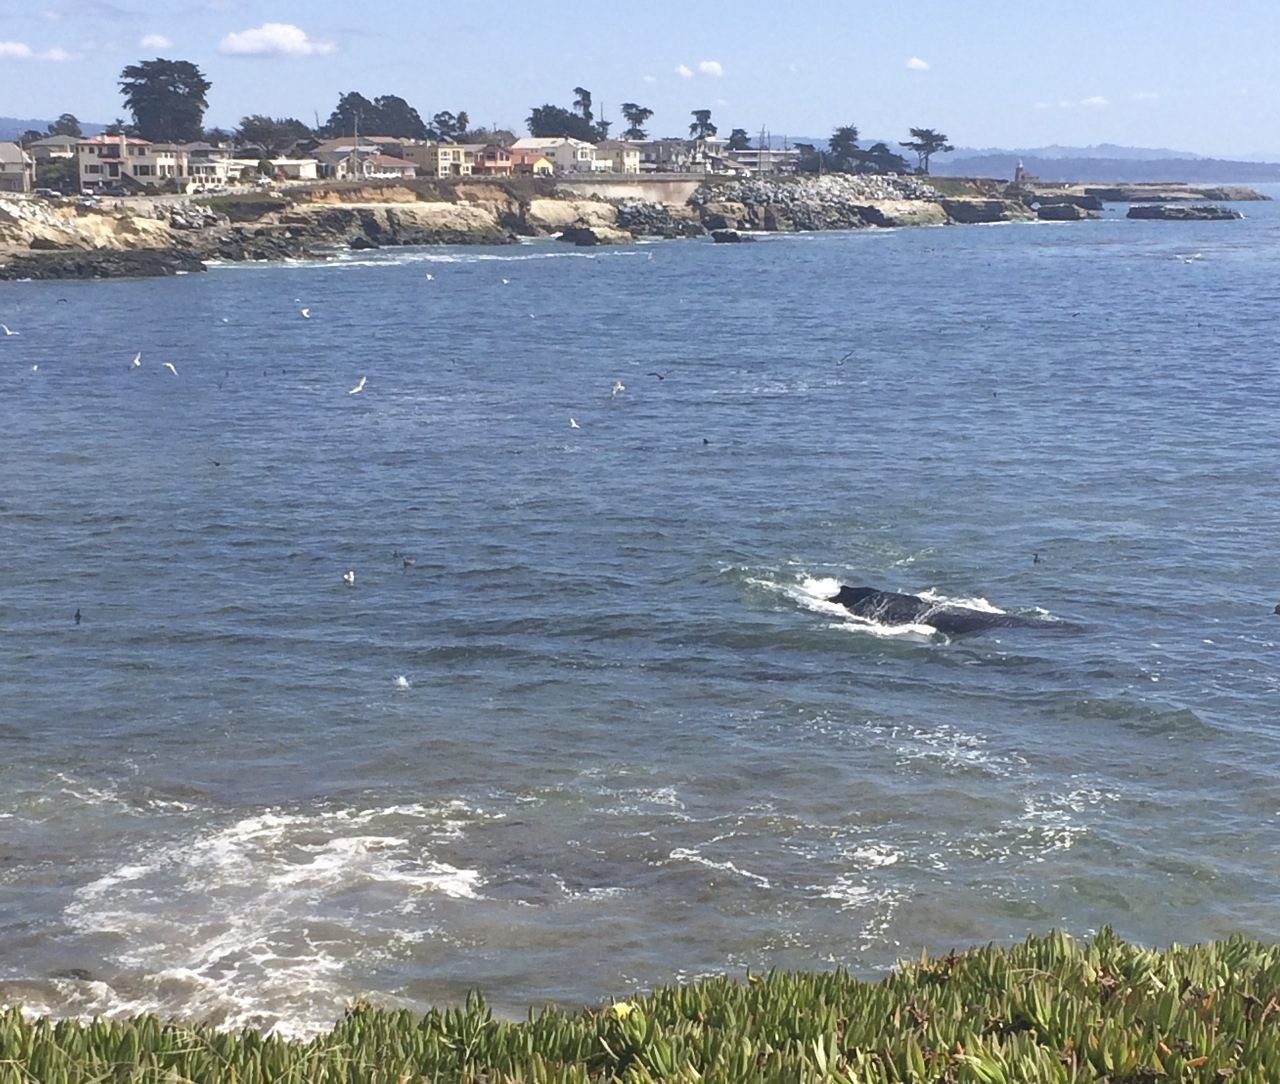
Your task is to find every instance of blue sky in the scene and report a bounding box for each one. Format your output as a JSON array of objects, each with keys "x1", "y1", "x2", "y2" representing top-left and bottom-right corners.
[{"x1": 3, "y1": 0, "x2": 1278, "y2": 156}]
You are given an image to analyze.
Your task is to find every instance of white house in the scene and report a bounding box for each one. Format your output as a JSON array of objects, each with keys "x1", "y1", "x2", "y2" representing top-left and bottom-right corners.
[
  {"x1": 593, "y1": 140, "x2": 642, "y2": 174},
  {"x1": 509, "y1": 136, "x2": 596, "y2": 173}
]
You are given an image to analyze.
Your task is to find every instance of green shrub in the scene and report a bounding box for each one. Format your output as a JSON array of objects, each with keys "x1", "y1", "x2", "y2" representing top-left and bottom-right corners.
[{"x1": 3, "y1": 930, "x2": 1280, "y2": 1082}]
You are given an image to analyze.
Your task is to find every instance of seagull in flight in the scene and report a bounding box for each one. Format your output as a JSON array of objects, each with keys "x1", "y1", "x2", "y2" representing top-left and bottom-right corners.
[
  {"x1": 611, "y1": 380, "x2": 625, "y2": 397},
  {"x1": 500, "y1": 278, "x2": 510, "y2": 285},
  {"x1": 570, "y1": 417, "x2": 580, "y2": 429},
  {"x1": 299, "y1": 307, "x2": 311, "y2": 319},
  {"x1": 131, "y1": 352, "x2": 141, "y2": 368},
  {"x1": 349, "y1": 376, "x2": 366, "y2": 395},
  {"x1": 342, "y1": 569, "x2": 356, "y2": 586},
  {"x1": 425, "y1": 273, "x2": 434, "y2": 281},
  {"x1": 163, "y1": 361, "x2": 178, "y2": 376},
  {"x1": 1, "y1": 324, "x2": 18, "y2": 336}
]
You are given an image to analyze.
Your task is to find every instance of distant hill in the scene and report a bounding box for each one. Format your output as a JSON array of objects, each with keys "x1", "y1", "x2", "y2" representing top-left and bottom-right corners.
[
  {"x1": 941, "y1": 142, "x2": 1204, "y2": 162},
  {"x1": 0, "y1": 117, "x2": 107, "y2": 141},
  {"x1": 932, "y1": 154, "x2": 1280, "y2": 183}
]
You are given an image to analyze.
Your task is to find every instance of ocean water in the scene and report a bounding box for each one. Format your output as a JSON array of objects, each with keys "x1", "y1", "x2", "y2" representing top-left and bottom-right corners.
[{"x1": 2, "y1": 195, "x2": 1279, "y2": 1035}]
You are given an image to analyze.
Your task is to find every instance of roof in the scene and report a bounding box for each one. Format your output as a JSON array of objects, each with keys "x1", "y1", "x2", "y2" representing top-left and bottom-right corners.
[
  {"x1": 78, "y1": 134, "x2": 150, "y2": 146},
  {"x1": 369, "y1": 154, "x2": 415, "y2": 168},
  {"x1": 595, "y1": 140, "x2": 639, "y2": 151},
  {"x1": 511, "y1": 136, "x2": 594, "y2": 150},
  {"x1": 312, "y1": 137, "x2": 383, "y2": 154},
  {"x1": 30, "y1": 135, "x2": 78, "y2": 148},
  {"x1": 0, "y1": 142, "x2": 31, "y2": 165}
]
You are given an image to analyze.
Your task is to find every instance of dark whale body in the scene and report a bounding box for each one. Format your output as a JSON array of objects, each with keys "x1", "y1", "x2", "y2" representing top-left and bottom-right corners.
[{"x1": 827, "y1": 585, "x2": 1065, "y2": 636}]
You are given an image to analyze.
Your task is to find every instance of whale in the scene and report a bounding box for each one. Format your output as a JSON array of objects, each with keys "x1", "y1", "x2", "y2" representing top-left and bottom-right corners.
[{"x1": 826, "y1": 585, "x2": 1068, "y2": 636}]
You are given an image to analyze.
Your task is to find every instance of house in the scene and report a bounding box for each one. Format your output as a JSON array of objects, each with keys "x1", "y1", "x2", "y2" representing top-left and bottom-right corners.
[
  {"x1": 366, "y1": 154, "x2": 417, "y2": 179},
  {"x1": 592, "y1": 140, "x2": 642, "y2": 174},
  {"x1": 310, "y1": 137, "x2": 384, "y2": 179},
  {"x1": 728, "y1": 146, "x2": 801, "y2": 175},
  {"x1": 403, "y1": 143, "x2": 473, "y2": 178},
  {"x1": 0, "y1": 142, "x2": 35, "y2": 193},
  {"x1": 27, "y1": 135, "x2": 78, "y2": 162},
  {"x1": 509, "y1": 136, "x2": 596, "y2": 173},
  {"x1": 510, "y1": 151, "x2": 554, "y2": 177},
  {"x1": 468, "y1": 144, "x2": 513, "y2": 176},
  {"x1": 635, "y1": 138, "x2": 693, "y2": 174},
  {"x1": 76, "y1": 134, "x2": 154, "y2": 190},
  {"x1": 271, "y1": 158, "x2": 319, "y2": 182}
]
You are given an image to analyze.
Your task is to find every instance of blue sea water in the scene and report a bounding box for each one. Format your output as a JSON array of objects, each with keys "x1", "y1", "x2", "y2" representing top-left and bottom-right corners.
[{"x1": 2, "y1": 194, "x2": 1279, "y2": 1034}]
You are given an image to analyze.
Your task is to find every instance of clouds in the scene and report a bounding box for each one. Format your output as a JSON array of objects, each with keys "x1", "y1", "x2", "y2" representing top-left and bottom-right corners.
[
  {"x1": 139, "y1": 33, "x2": 172, "y2": 49},
  {"x1": 675, "y1": 59, "x2": 723, "y2": 79},
  {"x1": 1036, "y1": 95, "x2": 1111, "y2": 109},
  {"x1": 0, "y1": 40, "x2": 73, "y2": 60},
  {"x1": 218, "y1": 22, "x2": 334, "y2": 57},
  {"x1": 905, "y1": 56, "x2": 930, "y2": 71}
]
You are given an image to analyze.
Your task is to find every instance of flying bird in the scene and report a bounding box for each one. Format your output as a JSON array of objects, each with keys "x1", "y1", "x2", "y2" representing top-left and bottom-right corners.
[
  {"x1": 395, "y1": 675, "x2": 411, "y2": 689},
  {"x1": 1, "y1": 324, "x2": 18, "y2": 336},
  {"x1": 131, "y1": 352, "x2": 141, "y2": 368},
  {"x1": 342, "y1": 570, "x2": 356, "y2": 586},
  {"x1": 299, "y1": 308, "x2": 311, "y2": 319},
  {"x1": 425, "y1": 273, "x2": 434, "y2": 281},
  {"x1": 163, "y1": 361, "x2": 178, "y2": 376},
  {"x1": 569, "y1": 417, "x2": 580, "y2": 429},
  {"x1": 611, "y1": 380, "x2": 625, "y2": 397},
  {"x1": 646, "y1": 371, "x2": 666, "y2": 380},
  {"x1": 349, "y1": 376, "x2": 366, "y2": 395},
  {"x1": 500, "y1": 278, "x2": 510, "y2": 285}
]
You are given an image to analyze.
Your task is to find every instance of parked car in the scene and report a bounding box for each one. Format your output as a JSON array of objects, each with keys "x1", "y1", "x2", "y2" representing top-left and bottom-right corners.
[{"x1": 34, "y1": 187, "x2": 62, "y2": 198}]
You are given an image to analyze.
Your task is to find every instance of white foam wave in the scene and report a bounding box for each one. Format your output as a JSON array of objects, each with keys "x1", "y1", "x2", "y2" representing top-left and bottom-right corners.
[
  {"x1": 667, "y1": 847, "x2": 772, "y2": 889},
  {"x1": 63, "y1": 800, "x2": 490, "y2": 1036}
]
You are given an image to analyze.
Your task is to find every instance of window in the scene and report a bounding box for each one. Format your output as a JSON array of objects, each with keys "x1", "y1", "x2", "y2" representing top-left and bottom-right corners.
[{"x1": 86, "y1": 164, "x2": 101, "y2": 174}]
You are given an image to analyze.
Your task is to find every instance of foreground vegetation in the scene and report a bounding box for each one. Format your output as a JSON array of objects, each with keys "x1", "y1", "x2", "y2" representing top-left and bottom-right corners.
[{"x1": 4, "y1": 930, "x2": 1280, "y2": 1082}]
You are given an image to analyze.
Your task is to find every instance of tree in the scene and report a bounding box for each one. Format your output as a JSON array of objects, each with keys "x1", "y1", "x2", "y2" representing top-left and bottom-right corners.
[
  {"x1": 236, "y1": 115, "x2": 313, "y2": 155},
  {"x1": 118, "y1": 58, "x2": 211, "y2": 142},
  {"x1": 19, "y1": 129, "x2": 43, "y2": 146},
  {"x1": 47, "y1": 113, "x2": 82, "y2": 138},
  {"x1": 526, "y1": 104, "x2": 598, "y2": 142},
  {"x1": 104, "y1": 117, "x2": 134, "y2": 136},
  {"x1": 727, "y1": 128, "x2": 751, "y2": 151},
  {"x1": 204, "y1": 127, "x2": 231, "y2": 146},
  {"x1": 900, "y1": 127, "x2": 953, "y2": 174},
  {"x1": 325, "y1": 91, "x2": 377, "y2": 137},
  {"x1": 794, "y1": 142, "x2": 839, "y2": 174},
  {"x1": 572, "y1": 86, "x2": 593, "y2": 122},
  {"x1": 37, "y1": 156, "x2": 78, "y2": 192},
  {"x1": 619, "y1": 102, "x2": 653, "y2": 141},
  {"x1": 593, "y1": 119, "x2": 612, "y2": 140},
  {"x1": 431, "y1": 111, "x2": 463, "y2": 141},
  {"x1": 829, "y1": 125, "x2": 860, "y2": 167},
  {"x1": 689, "y1": 110, "x2": 717, "y2": 139},
  {"x1": 372, "y1": 94, "x2": 428, "y2": 138},
  {"x1": 856, "y1": 142, "x2": 912, "y2": 174}
]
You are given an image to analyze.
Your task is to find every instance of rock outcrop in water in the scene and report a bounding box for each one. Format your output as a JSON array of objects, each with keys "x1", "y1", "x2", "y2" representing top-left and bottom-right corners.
[{"x1": 1125, "y1": 204, "x2": 1245, "y2": 221}]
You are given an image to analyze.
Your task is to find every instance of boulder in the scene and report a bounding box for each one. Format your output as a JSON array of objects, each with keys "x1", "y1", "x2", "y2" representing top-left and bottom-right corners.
[
  {"x1": 557, "y1": 225, "x2": 634, "y2": 246},
  {"x1": 941, "y1": 198, "x2": 1036, "y2": 224},
  {"x1": 1036, "y1": 203, "x2": 1099, "y2": 221},
  {"x1": 700, "y1": 200, "x2": 749, "y2": 230},
  {"x1": 711, "y1": 229, "x2": 754, "y2": 243},
  {"x1": 1126, "y1": 204, "x2": 1243, "y2": 221}
]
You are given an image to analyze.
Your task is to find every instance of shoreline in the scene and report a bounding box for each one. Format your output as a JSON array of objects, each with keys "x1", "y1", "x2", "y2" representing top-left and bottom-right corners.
[{"x1": 0, "y1": 175, "x2": 1266, "y2": 281}]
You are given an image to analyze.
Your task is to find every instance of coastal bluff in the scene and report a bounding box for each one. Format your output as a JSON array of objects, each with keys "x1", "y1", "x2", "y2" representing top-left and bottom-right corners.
[{"x1": 0, "y1": 172, "x2": 1265, "y2": 279}]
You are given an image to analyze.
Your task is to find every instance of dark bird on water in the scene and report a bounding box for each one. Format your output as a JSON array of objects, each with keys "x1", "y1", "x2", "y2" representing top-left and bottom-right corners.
[
  {"x1": 403, "y1": 556, "x2": 416, "y2": 569},
  {"x1": 1033, "y1": 552, "x2": 1041, "y2": 564},
  {"x1": 74, "y1": 608, "x2": 81, "y2": 625},
  {"x1": 1273, "y1": 603, "x2": 1280, "y2": 615}
]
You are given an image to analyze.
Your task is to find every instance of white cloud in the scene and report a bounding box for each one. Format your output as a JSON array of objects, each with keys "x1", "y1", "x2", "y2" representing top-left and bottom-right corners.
[
  {"x1": 675, "y1": 63, "x2": 693, "y2": 78},
  {"x1": 1133, "y1": 91, "x2": 1159, "y2": 102},
  {"x1": 712, "y1": 97, "x2": 727, "y2": 106},
  {"x1": 642, "y1": 74, "x2": 657, "y2": 83},
  {"x1": 1079, "y1": 95, "x2": 1109, "y2": 107},
  {"x1": 0, "y1": 40, "x2": 74, "y2": 60},
  {"x1": 219, "y1": 22, "x2": 334, "y2": 57},
  {"x1": 905, "y1": 56, "x2": 930, "y2": 71},
  {"x1": 139, "y1": 33, "x2": 172, "y2": 49},
  {"x1": 698, "y1": 59, "x2": 723, "y2": 77}
]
